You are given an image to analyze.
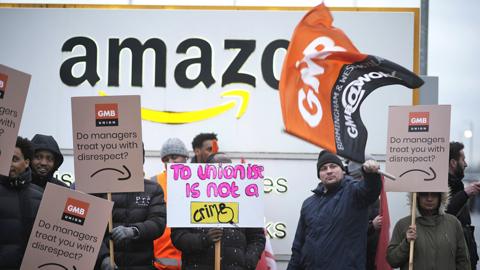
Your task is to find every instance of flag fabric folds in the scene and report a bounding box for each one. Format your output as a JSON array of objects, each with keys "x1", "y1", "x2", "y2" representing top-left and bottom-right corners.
[
  {"x1": 279, "y1": 3, "x2": 424, "y2": 162},
  {"x1": 256, "y1": 230, "x2": 277, "y2": 270}
]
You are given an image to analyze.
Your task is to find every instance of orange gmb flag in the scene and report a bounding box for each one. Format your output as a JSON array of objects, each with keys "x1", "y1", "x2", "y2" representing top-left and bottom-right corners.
[{"x1": 279, "y1": 3, "x2": 424, "y2": 162}]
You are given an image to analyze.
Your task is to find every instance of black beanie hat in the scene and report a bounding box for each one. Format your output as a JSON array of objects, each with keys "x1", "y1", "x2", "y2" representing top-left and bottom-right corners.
[{"x1": 316, "y1": 150, "x2": 344, "y2": 176}]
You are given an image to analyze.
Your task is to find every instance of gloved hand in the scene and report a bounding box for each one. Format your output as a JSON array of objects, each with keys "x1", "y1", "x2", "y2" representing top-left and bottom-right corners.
[
  {"x1": 101, "y1": 257, "x2": 117, "y2": 270},
  {"x1": 111, "y1": 225, "x2": 137, "y2": 243},
  {"x1": 206, "y1": 228, "x2": 223, "y2": 244}
]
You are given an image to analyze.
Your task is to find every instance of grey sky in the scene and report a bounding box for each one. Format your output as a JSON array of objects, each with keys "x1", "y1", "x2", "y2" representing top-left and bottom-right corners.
[{"x1": 429, "y1": 0, "x2": 480, "y2": 167}]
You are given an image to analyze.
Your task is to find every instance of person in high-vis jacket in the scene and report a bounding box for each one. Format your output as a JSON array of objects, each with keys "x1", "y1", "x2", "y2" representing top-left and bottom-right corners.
[{"x1": 152, "y1": 138, "x2": 189, "y2": 270}]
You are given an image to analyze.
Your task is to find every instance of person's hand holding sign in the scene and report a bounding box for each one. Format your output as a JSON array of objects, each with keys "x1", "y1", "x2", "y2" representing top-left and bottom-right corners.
[
  {"x1": 405, "y1": 225, "x2": 417, "y2": 243},
  {"x1": 206, "y1": 228, "x2": 223, "y2": 244}
]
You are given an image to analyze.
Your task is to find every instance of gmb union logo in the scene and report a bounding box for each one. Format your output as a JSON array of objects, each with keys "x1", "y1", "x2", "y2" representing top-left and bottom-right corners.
[
  {"x1": 297, "y1": 37, "x2": 346, "y2": 127},
  {"x1": 0, "y1": 73, "x2": 8, "y2": 99},
  {"x1": 95, "y1": 103, "x2": 119, "y2": 127},
  {"x1": 62, "y1": 197, "x2": 90, "y2": 225},
  {"x1": 408, "y1": 112, "x2": 429, "y2": 132}
]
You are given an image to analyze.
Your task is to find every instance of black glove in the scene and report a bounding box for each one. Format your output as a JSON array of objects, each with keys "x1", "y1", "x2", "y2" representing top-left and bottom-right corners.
[
  {"x1": 111, "y1": 226, "x2": 138, "y2": 242},
  {"x1": 206, "y1": 228, "x2": 223, "y2": 244}
]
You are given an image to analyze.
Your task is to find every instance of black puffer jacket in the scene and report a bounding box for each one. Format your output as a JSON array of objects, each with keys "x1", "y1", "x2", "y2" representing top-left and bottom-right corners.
[
  {"x1": 30, "y1": 134, "x2": 69, "y2": 188},
  {"x1": 171, "y1": 227, "x2": 265, "y2": 270},
  {"x1": 100, "y1": 179, "x2": 166, "y2": 270},
  {"x1": 0, "y1": 168, "x2": 43, "y2": 270}
]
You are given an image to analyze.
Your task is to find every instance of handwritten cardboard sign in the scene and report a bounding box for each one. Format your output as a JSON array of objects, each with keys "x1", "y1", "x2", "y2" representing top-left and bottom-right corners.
[
  {"x1": 0, "y1": 64, "x2": 31, "y2": 176},
  {"x1": 385, "y1": 105, "x2": 450, "y2": 192},
  {"x1": 167, "y1": 163, "x2": 265, "y2": 228},
  {"x1": 21, "y1": 183, "x2": 113, "y2": 270},
  {"x1": 72, "y1": 95, "x2": 143, "y2": 193}
]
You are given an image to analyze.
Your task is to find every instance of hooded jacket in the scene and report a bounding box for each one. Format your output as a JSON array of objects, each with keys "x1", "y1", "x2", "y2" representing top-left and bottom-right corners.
[
  {"x1": 0, "y1": 168, "x2": 43, "y2": 270},
  {"x1": 30, "y1": 134, "x2": 68, "y2": 188},
  {"x1": 387, "y1": 192, "x2": 470, "y2": 270},
  {"x1": 287, "y1": 171, "x2": 382, "y2": 270}
]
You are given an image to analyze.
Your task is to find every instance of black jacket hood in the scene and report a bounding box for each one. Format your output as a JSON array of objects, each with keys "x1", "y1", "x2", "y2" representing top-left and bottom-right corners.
[{"x1": 31, "y1": 134, "x2": 64, "y2": 171}]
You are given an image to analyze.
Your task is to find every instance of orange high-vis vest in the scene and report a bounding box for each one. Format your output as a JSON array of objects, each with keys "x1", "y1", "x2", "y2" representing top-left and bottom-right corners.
[{"x1": 152, "y1": 172, "x2": 182, "y2": 270}]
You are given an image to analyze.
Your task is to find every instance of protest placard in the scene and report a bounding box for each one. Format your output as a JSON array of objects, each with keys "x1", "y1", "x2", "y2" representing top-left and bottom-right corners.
[
  {"x1": 167, "y1": 163, "x2": 265, "y2": 228},
  {"x1": 21, "y1": 183, "x2": 113, "y2": 270},
  {"x1": 72, "y1": 95, "x2": 143, "y2": 193},
  {"x1": 385, "y1": 105, "x2": 450, "y2": 192},
  {"x1": 0, "y1": 64, "x2": 31, "y2": 176}
]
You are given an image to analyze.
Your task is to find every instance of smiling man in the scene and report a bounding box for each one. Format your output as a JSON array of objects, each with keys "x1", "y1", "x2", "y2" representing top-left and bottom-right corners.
[
  {"x1": 30, "y1": 134, "x2": 68, "y2": 188},
  {"x1": 287, "y1": 150, "x2": 381, "y2": 270}
]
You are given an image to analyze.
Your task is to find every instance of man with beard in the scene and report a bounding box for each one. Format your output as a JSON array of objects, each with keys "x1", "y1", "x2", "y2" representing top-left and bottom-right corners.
[
  {"x1": 30, "y1": 134, "x2": 68, "y2": 188},
  {"x1": 0, "y1": 137, "x2": 43, "y2": 269},
  {"x1": 190, "y1": 133, "x2": 218, "y2": 163},
  {"x1": 446, "y1": 141, "x2": 480, "y2": 270},
  {"x1": 287, "y1": 150, "x2": 381, "y2": 270}
]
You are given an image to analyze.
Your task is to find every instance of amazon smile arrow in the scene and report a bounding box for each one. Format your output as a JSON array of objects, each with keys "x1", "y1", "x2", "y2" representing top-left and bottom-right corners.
[{"x1": 98, "y1": 89, "x2": 250, "y2": 124}]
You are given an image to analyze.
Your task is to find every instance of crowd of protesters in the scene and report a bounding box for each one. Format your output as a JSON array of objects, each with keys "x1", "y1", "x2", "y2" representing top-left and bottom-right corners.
[{"x1": 1, "y1": 132, "x2": 479, "y2": 270}]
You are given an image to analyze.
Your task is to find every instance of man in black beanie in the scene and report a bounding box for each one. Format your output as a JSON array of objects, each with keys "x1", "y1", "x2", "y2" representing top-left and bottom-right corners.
[{"x1": 287, "y1": 150, "x2": 382, "y2": 270}]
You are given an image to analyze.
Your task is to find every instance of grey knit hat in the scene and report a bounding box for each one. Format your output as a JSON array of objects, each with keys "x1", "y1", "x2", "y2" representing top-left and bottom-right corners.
[{"x1": 160, "y1": 138, "x2": 189, "y2": 160}]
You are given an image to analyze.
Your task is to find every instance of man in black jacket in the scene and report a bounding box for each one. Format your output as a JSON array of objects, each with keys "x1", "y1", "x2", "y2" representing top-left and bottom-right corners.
[
  {"x1": 98, "y1": 144, "x2": 167, "y2": 270},
  {"x1": 0, "y1": 137, "x2": 43, "y2": 269},
  {"x1": 30, "y1": 134, "x2": 69, "y2": 188},
  {"x1": 446, "y1": 141, "x2": 480, "y2": 270}
]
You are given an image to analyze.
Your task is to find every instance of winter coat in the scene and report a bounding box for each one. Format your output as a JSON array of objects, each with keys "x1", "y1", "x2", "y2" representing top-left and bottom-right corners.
[
  {"x1": 387, "y1": 192, "x2": 470, "y2": 270},
  {"x1": 171, "y1": 227, "x2": 266, "y2": 270},
  {"x1": 446, "y1": 173, "x2": 479, "y2": 268},
  {"x1": 0, "y1": 168, "x2": 43, "y2": 270},
  {"x1": 101, "y1": 179, "x2": 167, "y2": 270},
  {"x1": 287, "y1": 171, "x2": 382, "y2": 270},
  {"x1": 30, "y1": 134, "x2": 69, "y2": 188}
]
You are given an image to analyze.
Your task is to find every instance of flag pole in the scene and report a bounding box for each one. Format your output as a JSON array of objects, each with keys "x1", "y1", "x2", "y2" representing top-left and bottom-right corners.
[
  {"x1": 408, "y1": 192, "x2": 417, "y2": 270},
  {"x1": 281, "y1": 129, "x2": 397, "y2": 181},
  {"x1": 107, "y1": 192, "x2": 116, "y2": 268},
  {"x1": 379, "y1": 170, "x2": 396, "y2": 181}
]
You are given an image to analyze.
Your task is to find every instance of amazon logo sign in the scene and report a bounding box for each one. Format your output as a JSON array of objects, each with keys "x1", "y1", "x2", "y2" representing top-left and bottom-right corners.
[{"x1": 60, "y1": 37, "x2": 288, "y2": 124}]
